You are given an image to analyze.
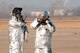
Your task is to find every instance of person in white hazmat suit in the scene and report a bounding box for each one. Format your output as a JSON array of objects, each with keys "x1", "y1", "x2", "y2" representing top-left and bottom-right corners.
[
  {"x1": 30, "y1": 11, "x2": 56, "y2": 53},
  {"x1": 9, "y1": 7, "x2": 28, "y2": 53}
]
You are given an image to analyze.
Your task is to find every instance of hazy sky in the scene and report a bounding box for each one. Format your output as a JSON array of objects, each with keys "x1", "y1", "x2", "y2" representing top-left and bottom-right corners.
[{"x1": 0, "y1": 0, "x2": 80, "y2": 11}]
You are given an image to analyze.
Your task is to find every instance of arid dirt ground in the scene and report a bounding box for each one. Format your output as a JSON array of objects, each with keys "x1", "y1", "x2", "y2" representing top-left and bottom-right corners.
[{"x1": 0, "y1": 18, "x2": 80, "y2": 53}]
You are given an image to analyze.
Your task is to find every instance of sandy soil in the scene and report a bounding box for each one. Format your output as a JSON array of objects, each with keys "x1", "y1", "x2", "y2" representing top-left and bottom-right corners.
[{"x1": 0, "y1": 19, "x2": 80, "y2": 53}]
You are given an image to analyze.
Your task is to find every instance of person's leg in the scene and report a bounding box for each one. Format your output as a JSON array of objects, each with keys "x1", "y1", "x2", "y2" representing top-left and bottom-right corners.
[
  {"x1": 25, "y1": 32, "x2": 28, "y2": 42},
  {"x1": 35, "y1": 48, "x2": 42, "y2": 53},
  {"x1": 9, "y1": 42, "x2": 12, "y2": 53},
  {"x1": 20, "y1": 42, "x2": 25, "y2": 53},
  {"x1": 44, "y1": 47, "x2": 52, "y2": 53},
  {"x1": 48, "y1": 48, "x2": 52, "y2": 53},
  {"x1": 9, "y1": 42, "x2": 20, "y2": 53}
]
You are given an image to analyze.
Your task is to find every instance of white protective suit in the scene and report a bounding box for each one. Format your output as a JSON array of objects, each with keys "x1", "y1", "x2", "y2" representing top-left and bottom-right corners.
[
  {"x1": 9, "y1": 16, "x2": 25, "y2": 53},
  {"x1": 30, "y1": 18, "x2": 56, "y2": 53}
]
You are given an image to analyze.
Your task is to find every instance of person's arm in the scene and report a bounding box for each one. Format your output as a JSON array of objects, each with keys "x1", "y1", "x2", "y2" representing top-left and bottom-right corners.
[
  {"x1": 30, "y1": 18, "x2": 38, "y2": 29},
  {"x1": 46, "y1": 20, "x2": 56, "y2": 33},
  {"x1": 9, "y1": 20, "x2": 24, "y2": 27}
]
